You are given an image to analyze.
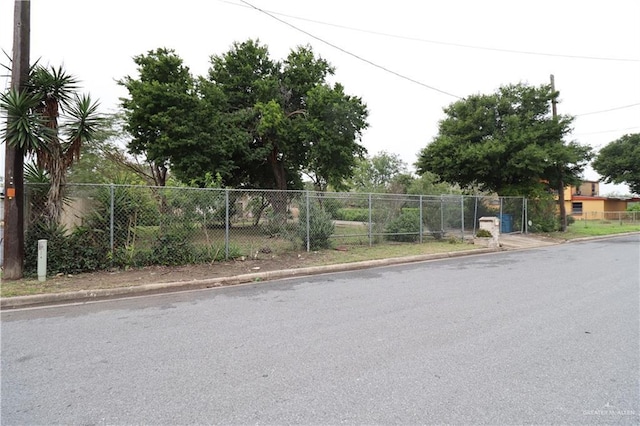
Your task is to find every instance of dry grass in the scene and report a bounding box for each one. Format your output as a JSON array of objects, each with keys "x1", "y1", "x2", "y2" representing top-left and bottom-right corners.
[{"x1": 1, "y1": 239, "x2": 476, "y2": 298}]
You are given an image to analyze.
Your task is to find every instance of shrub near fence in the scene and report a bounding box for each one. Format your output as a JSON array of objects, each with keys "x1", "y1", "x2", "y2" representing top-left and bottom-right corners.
[{"x1": 22, "y1": 184, "x2": 527, "y2": 275}]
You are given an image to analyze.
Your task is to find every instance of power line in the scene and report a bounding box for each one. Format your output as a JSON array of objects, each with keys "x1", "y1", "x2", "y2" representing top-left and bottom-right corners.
[
  {"x1": 236, "y1": 0, "x2": 462, "y2": 99},
  {"x1": 221, "y1": 0, "x2": 640, "y2": 63},
  {"x1": 575, "y1": 102, "x2": 640, "y2": 117},
  {"x1": 574, "y1": 126, "x2": 640, "y2": 136}
]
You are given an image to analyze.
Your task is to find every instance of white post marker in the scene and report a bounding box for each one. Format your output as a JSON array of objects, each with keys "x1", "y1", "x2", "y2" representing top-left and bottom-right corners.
[{"x1": 37, "y1": 239, "x2": 47, "y2": 282}]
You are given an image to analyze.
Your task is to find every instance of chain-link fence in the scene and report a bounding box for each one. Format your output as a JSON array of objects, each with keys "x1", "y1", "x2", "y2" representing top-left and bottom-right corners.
[
  {"x1": 19, "y1": 184, "x2": 527, "y2": 272},
  {"x1": 574, "y1": 210, "x2": 640, "y2": 225}
]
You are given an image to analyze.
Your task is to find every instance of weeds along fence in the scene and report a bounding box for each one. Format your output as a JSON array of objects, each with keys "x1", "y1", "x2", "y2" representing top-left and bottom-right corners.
[
  {"x1": 22, "y1": 184, "x2": 526, "y2": 272},
  {"x1": 573, "y1": 210, "x2": 640, "y2": 225}
]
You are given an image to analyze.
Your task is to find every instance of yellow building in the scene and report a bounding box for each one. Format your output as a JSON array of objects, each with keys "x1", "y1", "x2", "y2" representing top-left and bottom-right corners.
[{"x1": 563, "y1": 181, "x2": 640, "y2": 220}]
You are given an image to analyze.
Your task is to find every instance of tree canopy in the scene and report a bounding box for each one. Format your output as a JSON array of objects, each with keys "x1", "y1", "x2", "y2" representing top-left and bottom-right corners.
[
  {"x1": 592, "y1": 133, "x2": 640, "y2": 195},
  {"x1": 118, "y1": 40, "x2": 369, "y2": 191},
  {"x1": 415, "y1": 83, "x2": 592, "y2": 198},
  {"x1": 118, "y1": 48, "x2": 198, "y2": 186},
  {"x1": 349, "y1": 151, "x2": 408, "y2": 193}
]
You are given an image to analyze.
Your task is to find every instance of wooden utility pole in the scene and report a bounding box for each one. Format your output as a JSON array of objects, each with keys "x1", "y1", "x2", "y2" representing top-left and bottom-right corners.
[
  {"x1": 550, "y1": 74, "x2": 567, "y2": 232},
  {"x1": 3, "y1": 0, "x2": 30, "y2": 279}
]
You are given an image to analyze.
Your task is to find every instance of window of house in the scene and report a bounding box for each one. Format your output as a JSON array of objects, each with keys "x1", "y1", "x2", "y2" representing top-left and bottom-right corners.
[{"x1": 572, "y1": 202, "x2": 583, "y2": 214}]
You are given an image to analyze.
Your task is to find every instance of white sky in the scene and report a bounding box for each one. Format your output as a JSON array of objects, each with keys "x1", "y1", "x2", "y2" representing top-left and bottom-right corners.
[{"x1": 1, "y1": 0, "x2": 639, "y2": 195}]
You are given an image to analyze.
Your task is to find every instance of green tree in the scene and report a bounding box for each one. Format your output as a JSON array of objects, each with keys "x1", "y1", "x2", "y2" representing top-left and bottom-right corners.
[
  {"x1": 407, "y1": 172, "x2": 460, "y2": 196},
  {"x1": 119, "y1": 48, "x2": 200, "y2": 187},
  {"x1": 416, "y1": 83, "x2": 592, "y2": 228},
  {"x1": 1, "y1": 65, "x2": 101, "y2": 224},
  {"x1": 592, "y1": 133, "x2": 640, "y2": 195},
  {"x1": 118, "y1": 42, "x2": 368, "y2": 196},
  {"x1": 349, "y1": 151, "x2": 407, "y2": 192},
  {"x1": 201, "y1": 40, "x2": 368, "y2": 193}
]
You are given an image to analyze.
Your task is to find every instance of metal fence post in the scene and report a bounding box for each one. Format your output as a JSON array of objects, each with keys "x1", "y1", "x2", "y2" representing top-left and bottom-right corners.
[
  {"x1": 473, "y1": 196, "x2": 478, "y2": 236},
  {"x1": 306, "y1": 191, "x2": 310, "y2": 252},
  {"x1": 440, "y1": 196, "x2": 444, "y2": 234},
  {"x1": 460, "y1": 196, "x2": 465, "y2": 240},
  {"x1": 225, "y1": 189, "x2": 229, "y2": 260},
  {"x1": 419, "y1": 195, "x2": 423, "y2": 244},
  {"x1": 109, "y1": 184, "x2": 115, "y2": 253},
  {"x1": 368, "y1": 193, "x2": 372, "y2": 247},
  {"x1": 521, "y1": 197, "x2": 525, "y2": 233},
  {"x1": 524, "y1": 198, "x2": 528, "y2": 234},
  {"x1": 499, "y1": 197, "x2": 503, "y2": 232}
]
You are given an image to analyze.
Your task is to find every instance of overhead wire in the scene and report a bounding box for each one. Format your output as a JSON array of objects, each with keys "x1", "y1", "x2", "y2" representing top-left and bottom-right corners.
[
  {"x1": 237, "y1": 0, "x2": 462, "y2": 99},
  {"x1": 574, "y1": 126, "x2": 640, "y2": 136},
  {"x1": 230, "y1": 0, "x2": 639, "y2": 136},
  {"x1": 575, "y1": 102, "x2": 640, "y2": 117},
  {"x1": 221, "y1": 0, "x2": 640, "y2": 63}
]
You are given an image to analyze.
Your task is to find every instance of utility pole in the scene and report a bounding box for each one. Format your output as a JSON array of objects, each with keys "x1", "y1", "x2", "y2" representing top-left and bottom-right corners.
[
  {"x1": 550, "y1": 74, "x2": 567, "y2": 232},
  {"x1": 3, "y1": 0, "x2": 30, "y2": 279}
]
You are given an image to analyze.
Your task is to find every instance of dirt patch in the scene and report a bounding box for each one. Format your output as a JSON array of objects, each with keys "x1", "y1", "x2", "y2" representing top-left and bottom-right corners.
[{"x1": 1, "y1": 251, "x2": 331, "y2": 297}]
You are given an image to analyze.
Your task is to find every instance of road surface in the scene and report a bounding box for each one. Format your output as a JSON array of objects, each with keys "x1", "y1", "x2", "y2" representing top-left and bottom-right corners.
[{"x1": 2, "y1": 235, "x2": 639, "y2": 424}]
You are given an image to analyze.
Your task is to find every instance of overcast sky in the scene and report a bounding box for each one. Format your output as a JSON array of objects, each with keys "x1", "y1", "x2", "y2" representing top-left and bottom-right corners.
[{"x1": 2, "y1": 0, "x2": 639, "y2": 194}]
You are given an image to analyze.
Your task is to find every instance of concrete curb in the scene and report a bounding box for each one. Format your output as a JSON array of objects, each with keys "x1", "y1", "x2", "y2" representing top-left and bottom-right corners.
[
  {"x1": 1, "y1": 248, "x2": 497, "y2": 309},
  {"x1": 4, "y1": 232, "x2": 638, "y2": 310}
]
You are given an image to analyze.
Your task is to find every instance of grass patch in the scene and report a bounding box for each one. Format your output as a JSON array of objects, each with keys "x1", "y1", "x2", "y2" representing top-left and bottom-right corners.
[
  {"x1": 0, "y1": 277, "x2": 84, "y2": 297},
  {"x1": 548, "y1": 221, "x2": 640, "y2": 240},
  {"x1": 319, "y1": 240, "x2": 475, "y2": 264}
]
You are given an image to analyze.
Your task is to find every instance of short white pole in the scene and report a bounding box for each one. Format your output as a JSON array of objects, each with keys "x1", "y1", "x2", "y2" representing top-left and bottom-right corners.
[{"x1": 37, "y1": 239, "x2": 47, "y2": 282}]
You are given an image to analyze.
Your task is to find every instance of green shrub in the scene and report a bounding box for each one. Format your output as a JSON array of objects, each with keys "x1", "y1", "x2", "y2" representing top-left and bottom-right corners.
[
  {"x1": 334, "y1": 208, "x2": 369, "y2": 222},
  {"x1": 475, "y1": 229, "x2": 492, "y2": 238},
  {"x1": 320, "y1": 197, "x2": 342, "y2": 219},
  {"x1": 385, "y1": 210, "x2": 420, "y2": 242},
  {"x1": 528, "y1": 197, "x2": 560, "y2": 233},
  {"x1": 24, "y1": 222, "x2": 109, "y2": 275},
  {"x1": 299, "y1": 203, "x2": 335, "y2": 250},
  {"x1": 151, "y1": 231, "x2": 199, "y2": 266},
  {"x1": 25, "y1": 222, "x2": 71, "y2": 275}
]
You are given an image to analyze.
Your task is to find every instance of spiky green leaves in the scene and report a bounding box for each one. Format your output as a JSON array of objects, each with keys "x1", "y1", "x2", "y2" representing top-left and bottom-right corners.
[{"x1": 0, "y1": 88, "x2": 51, "y2": 152}]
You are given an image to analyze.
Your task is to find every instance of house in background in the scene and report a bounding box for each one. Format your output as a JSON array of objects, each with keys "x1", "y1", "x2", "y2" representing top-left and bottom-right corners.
[{"x1": 563, "y1": 180, "x2": 640, "y2": 219}]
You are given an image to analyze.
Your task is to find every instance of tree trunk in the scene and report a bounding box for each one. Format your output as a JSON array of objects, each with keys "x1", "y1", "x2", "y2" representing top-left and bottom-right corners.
[
  {"x1": 557, "y1": 172, "x2": 567, "y2": 232},
  {"x1": 268, "y1": 148, "x2": 288, "y2": 225},
  {"x1": 44, "y1": 146, "x2": 65, "y2": 225}
]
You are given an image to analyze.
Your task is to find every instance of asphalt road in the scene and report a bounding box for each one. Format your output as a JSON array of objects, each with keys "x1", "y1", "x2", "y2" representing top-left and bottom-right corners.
[{"x1": 2, "y1": 235, "x2": 639, "y2": 425}]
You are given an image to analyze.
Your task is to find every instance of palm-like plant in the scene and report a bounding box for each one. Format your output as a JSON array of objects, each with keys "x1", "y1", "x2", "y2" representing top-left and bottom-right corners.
[{"x1": 1, "y1": 64, "x2": 101, "y2": 224}]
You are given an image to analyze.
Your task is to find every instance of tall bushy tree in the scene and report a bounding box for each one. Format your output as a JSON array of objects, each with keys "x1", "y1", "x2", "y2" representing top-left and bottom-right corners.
[
  {"x1": 416, "y1": 83, "x2": 592, "y2": 228},
  {"x1": 118, "y1": 41, "x2": 368, "y2": 196},
  {"x1": 204, "y1": 40, "x2": 369, "y2": 192},
  {"x1": 119, "y1": 48, "x2": 199, "y2": 187},
  {"x1": 592, "y1": 133, "x2": 640, "y2": 195}
]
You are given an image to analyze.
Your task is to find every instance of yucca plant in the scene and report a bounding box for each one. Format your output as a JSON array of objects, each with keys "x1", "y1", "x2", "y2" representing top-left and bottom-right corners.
[{"x1": 1, "y1": 65, "x2": 102, "y2": 225}]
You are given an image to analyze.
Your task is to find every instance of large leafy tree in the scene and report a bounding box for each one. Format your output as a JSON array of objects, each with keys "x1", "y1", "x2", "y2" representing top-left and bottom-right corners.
[
  {"x1": 1, "y1": 65, "x2": 101, "y2": 224},
  {"x1": 416, "y1": 83, "x2": 592, "y2": 228},
  {"x1": 118, "y1": 41, "x2": 369, "y2": 201},
  {"x1": 202, "y1": 40, "x2": 368, "y2": 192},
  {"x1": 119, "y1": 48, "x2": 200, "y2": 187},
  {"x1": 592, "y1": 133, "x2": 640, "y2": 195}
]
